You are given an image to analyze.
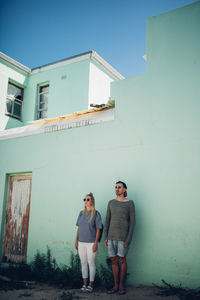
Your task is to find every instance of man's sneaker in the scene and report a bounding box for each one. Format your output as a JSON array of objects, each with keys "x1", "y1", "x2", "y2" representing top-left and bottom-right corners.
[{"x1": 86, "y1": 285, "x2": 93, "y2": 293}]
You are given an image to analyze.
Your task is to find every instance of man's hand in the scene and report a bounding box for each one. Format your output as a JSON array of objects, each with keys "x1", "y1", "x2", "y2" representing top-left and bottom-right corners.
[
  {"x1": 124, "y1": 243, "x2": 128, "y2": 248},
  {"x1": 104, "y1": 240, "x2": 108, "y2": 247},
  {"x1": 93, "y1": 242, "x2": 98, "y2": 253},
  {"x1": 75, "y1": 240, "x2": 78, "y2": 250}
]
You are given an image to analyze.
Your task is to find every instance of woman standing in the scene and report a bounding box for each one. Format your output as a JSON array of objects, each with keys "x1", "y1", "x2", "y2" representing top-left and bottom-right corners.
[{"x1": 75, "y1": 192, "x2": 102, "y2": 293}]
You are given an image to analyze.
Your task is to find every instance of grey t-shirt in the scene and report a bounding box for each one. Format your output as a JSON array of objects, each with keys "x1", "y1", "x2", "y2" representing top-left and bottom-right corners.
[{"x1": 76, "y1": 210, "x2": 102, "y2": 243}]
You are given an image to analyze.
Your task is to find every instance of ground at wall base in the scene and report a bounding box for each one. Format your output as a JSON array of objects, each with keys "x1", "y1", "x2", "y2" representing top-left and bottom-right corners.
[{"x1": 0, "y1": 283, "x2": 181, "y2": 300}]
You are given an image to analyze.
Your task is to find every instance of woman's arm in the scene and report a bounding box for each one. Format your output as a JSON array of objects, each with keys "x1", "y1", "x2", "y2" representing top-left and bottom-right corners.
[
  {"x1": 75, "y1": 227, "x2": 79, "y2": 250},
  {"x1": 92, "y1": 228, "x2": 100, "y2": 253}
]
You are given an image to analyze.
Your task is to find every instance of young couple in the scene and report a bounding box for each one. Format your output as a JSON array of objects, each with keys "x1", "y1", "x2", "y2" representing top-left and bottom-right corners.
[{"x1": 75, "y1": 181, "x2": 135, "y2": 295}]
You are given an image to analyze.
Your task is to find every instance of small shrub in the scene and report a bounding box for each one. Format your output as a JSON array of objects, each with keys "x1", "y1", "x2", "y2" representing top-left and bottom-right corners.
[
  {"x1": 96, "y1": 263, "x2": 113, "y2": 289},
  {"x1": 154, "y1": 280, "x2": 200, "y2": 300},
  {"x1": 0, "y1": 248, "x2": 113, "y2": 289},
  {"x1": 30, "y1": 248, "x2": 82, "y2": 288}
]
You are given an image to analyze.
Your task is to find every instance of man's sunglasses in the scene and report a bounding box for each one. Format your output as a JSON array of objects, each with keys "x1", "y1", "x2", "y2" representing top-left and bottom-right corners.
[{"x1": 83, "y1": 198, "x2": 91, "y2": 202}]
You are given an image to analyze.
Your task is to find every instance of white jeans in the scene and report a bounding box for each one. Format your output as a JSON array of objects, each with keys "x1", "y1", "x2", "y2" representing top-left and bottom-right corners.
[{"x1": 78, "y1": 242, "x2": 97, "y2": 281}]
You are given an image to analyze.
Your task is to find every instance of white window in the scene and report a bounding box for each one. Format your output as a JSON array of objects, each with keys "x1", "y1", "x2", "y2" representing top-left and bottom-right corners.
[
  {"x1": 37, "y1": 84, "x2": 49, "y2": 119},
  {"x1": 6, "y1": 82, "x2": 24, "y2": 121}
]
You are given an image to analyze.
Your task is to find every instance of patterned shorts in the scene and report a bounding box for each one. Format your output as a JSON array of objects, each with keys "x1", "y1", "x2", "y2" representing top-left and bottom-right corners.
[{"x1": 108, "y1": 240, "x2": 129, "y2": 257}]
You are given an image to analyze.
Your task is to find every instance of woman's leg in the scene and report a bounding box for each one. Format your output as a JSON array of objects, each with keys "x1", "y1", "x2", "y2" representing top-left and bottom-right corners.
[
  {"x1": 78, "y1": 242, "x2": 88, "y2": 286},
  {"x1": 86, "y1": 243, "x2": 97, "y2": 287}
]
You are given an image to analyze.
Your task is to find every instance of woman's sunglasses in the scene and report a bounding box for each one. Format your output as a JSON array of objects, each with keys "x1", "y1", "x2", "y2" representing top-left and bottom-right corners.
[{"x1": 83, "y1": 198, "x2": 91, "y2": 202}]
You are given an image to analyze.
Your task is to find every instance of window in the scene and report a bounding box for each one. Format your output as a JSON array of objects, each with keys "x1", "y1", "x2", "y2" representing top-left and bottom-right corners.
[
  {"x1": 37, "y1": 84, "x2": 49, "y2": 119},
  {"x1": 6, "y1": 82, "x2": 24, "y2": 121}
]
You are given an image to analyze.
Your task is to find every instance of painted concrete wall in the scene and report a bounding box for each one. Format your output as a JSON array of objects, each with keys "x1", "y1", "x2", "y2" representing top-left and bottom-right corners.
[
  {"x1": 110, "y1": 1, "x2": 200, "y2": 288},
  {"x1": 88, "y1": 62, "x2": 113, "y2": 107},
  {"x1": 0, "y1": 59, "x2": 29, "y2": 130},
  {"x1": 23, "y1": 59, "x2": 91, "y2": 124},
  {"x1": 0, "y1": 1, "x2": 199, "y2": 289}
]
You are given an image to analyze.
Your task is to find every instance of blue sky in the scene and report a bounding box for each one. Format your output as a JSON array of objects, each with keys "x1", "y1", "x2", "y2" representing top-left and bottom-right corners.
[{"x1": 0, "y1": 0, "x2": 196, "y2": 77}]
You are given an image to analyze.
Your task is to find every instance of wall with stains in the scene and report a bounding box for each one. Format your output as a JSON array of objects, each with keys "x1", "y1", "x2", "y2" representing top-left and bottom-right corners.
[{"x1": 0, "y1": 1, "x2": 200, "y2": 289}]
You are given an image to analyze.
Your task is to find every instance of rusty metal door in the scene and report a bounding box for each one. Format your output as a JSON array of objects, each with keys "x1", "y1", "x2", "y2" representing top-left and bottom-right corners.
[{"x1": 3, "y1": 174, "x2": 32, "y2": 263}]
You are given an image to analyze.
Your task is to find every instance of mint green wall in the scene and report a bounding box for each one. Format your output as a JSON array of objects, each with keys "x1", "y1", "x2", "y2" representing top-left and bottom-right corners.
[
  {"x1": 23, "y1": 59, "x2": 90, "y2": 124},
  {"x1": 111, "y1": 1, "x2": 200, "y2": 288},
  {"x1": 0, "y1": 1, "x2": 199, "y2": 289}
]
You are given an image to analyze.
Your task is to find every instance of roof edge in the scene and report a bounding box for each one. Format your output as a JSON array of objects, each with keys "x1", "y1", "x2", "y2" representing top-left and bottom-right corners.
[
  {"x1": 0, "y1": 50, "x2": 124, "y2": 80},
  {"x1": 0, "y1": 52, "x2": 31, "y2": 74},
  {"x1": 91, "y1": 51, "x2": 124, "y2": 80},
  {"x1": 31, "y1": 50, "x2": 124, "y2": 79},
  {"x1": 31, "y1": 50, "x2": 93, "y2": 72}
]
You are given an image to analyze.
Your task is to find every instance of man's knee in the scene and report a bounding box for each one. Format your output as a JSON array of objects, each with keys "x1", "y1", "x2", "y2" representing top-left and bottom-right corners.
[
  {"x1": 119, "y1": 256, "x2": 126, "y2": 264},
  {"x1": 111, "y1": 256, "x2": 119, "y2": 265}
]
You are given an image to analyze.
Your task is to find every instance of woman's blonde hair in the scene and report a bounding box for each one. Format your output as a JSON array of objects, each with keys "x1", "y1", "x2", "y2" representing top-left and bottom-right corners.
[{"x1": 82, "y1": 192, "x2": 96, "y2": 222}]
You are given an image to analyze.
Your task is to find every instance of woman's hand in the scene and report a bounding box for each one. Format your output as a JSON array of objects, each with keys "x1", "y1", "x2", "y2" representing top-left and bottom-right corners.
[
  {"x1": 75, "y1": 240, "x2": 78, "y2": 250},
  {"x1": 75, "y1": 228, "x2": 79, "y2": 250},
  {"x1": 92, "y1": 242, "x2": 98, "y2": 253},
  {"x1": 124, "y1": 243, "x2": 128, "y2": 248},
  {"x1": 104, "y1": 239, "x2": 108, "y2": 247}
]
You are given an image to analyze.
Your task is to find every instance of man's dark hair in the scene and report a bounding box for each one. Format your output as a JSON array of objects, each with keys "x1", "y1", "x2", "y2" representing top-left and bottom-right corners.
[{"x1": 116, "y1": 181, "x2": 127, "y2": 189}]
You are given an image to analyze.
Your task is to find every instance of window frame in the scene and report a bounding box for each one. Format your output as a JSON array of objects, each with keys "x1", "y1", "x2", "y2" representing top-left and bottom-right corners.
[
  {"x1": 37, "y1": 83, "x2": 49, "y2": 120},
  {"x1": 5, "y1": 82, "x2": 24, "y2": 121}
]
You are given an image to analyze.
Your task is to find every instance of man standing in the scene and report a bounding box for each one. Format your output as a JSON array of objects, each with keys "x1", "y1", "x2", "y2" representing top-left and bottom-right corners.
[{"x1": 104, "y1": 181, "x2": 135, "y2": 295}]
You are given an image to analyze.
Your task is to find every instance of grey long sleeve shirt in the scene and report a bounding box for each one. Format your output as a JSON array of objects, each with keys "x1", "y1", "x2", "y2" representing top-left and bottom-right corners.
[{"x1": 104, "y1": 199, "x2": 135, "y2": 245}]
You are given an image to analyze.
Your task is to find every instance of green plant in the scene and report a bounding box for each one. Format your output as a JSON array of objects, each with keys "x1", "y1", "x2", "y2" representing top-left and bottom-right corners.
[
  {"x1": 154, "y1": 280, "x2": 200, "y2": 300},
  {"x1": 0, "y1": 248, "x2": 113, "y2": 290}
]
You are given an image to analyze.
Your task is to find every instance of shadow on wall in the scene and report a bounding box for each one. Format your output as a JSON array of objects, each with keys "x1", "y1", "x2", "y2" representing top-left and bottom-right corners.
[{"x1": 4, "y1": 117, "x2": 24, "y2": 130}]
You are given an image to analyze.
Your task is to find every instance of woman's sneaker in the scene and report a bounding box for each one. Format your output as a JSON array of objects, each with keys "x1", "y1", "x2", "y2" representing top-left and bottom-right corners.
[
  {"x1": 86, "y1": 285, "x2": 93, "y2": 293},
  {"x1": 80, "y1": 285, "x2": 87, "y2": 292}
]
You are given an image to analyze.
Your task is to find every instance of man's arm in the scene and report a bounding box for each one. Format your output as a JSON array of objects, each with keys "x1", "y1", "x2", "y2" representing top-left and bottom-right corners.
[
  {"x1": 124, "y1": 201, "x2": 136, "y2": 245},
  {"x1": 104, "y1": 201, "x2": 111, "y2": 246}
]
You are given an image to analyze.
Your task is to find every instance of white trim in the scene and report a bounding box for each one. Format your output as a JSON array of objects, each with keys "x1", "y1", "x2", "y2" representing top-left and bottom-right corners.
[
  {"x1": 0, "y1": 51, "x2": 124, "y2": 80},
  {"x1": 0, "y1": 52, "x2": 31, "y2": 74},
  {"x1": 91, "y1": 51, "x2": 124, "y2": 80},
  {"x1": 31, "y1": 51, "x2": 124, "y2": 80},
  {"x1": 31, "y1": 53, "x2": 91, "y2": 74},
  {"x1": 0, "y1": 108, "x2": 114, "y2": 141}
]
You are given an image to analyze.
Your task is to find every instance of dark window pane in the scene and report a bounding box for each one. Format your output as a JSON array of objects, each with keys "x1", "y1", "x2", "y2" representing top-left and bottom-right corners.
[
  {"x1": 41, "y1": 111, "x2": 47, "y2": 118},
  {"x1": 39, "y1": 85, "x2": 49, "y2": 93},
  {"x1": 16, "y1": 94, "x2": 23, "y2": 101},
  {"x1": 40, "y1": 94, "x2": 48, "y2": 103},
  {"x1": 13, "y1": 102, "x2": 21, "y2": 118},
  {"x1": 6, "y1": 101, "x2": 13, "y2": 114},
  {"x1": 39, "y1": 102, "x2": 48, "y2": 110},
  {"x1": 8, "y1": 83, "x2": 18, "y2": 96},
  {"x1": 7, "y1": 83, "x2": 23, "y2": 101},
  {"x1": 6, "y1": 83, "x2": 24, "y2": 120}
]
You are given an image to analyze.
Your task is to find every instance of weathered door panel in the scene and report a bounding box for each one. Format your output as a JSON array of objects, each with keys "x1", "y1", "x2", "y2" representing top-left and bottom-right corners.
[{"x1": 3, "y1": 174, "x2": 32, "y2": 263}]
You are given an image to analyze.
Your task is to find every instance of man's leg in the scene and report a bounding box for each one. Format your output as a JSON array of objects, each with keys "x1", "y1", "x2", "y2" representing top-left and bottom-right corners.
[
  {"x1": 119, "y1": 256, "x2": 127, "y2": 291},
  {"x1": 107, "y1": 240, "x2": 119, "y2": 293},
  {"x1": 111, "y1": 256, "x2": 119, "y2": 290}
]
